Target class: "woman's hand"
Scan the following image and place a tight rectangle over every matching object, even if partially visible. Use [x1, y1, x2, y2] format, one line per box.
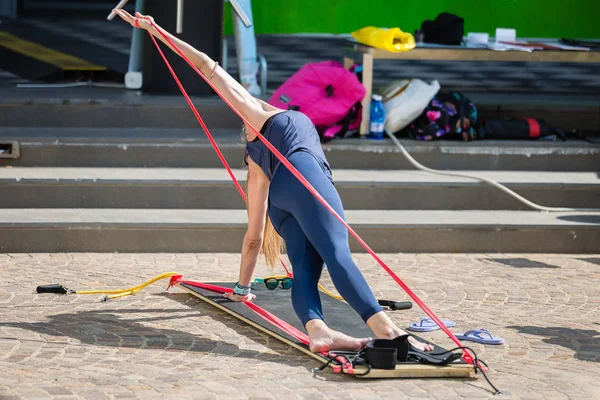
[223, 292, 256, 302]
[113, 9, 154, 31]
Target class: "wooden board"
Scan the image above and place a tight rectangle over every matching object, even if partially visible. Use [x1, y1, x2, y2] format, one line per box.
[176, 282, 473, 379]
[352, 42, 600, 63]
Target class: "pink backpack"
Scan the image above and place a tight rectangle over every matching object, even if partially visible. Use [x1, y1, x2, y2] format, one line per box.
[268, 61, 365, 141]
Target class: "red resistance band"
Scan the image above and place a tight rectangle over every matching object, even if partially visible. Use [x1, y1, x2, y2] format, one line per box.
[169, 276, 309, 345]
[140, 26, 291, 279]
[168, 276, 351, 373]
[147, 21, 477, 368]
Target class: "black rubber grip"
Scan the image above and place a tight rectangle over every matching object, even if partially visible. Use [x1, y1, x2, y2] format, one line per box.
[36, 284, 69, 294]
[378, 299, 413, 310]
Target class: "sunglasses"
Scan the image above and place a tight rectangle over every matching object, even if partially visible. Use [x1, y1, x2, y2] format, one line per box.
[253, 275, 293, 290]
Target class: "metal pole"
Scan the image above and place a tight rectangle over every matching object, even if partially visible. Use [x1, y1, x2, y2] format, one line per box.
[229, 0, 252, 28]
[176, 0, 184, 34]
[107, 0, 129, 20]
[125, 0, 144, 89]
[231, 0, 261, 96]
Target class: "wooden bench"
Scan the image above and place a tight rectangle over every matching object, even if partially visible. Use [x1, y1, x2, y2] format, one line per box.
[343, 41, 600, 135]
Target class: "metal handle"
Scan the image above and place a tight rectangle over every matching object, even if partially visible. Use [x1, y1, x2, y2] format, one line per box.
[107, 0, 129, 21]
[176, 0, 184, 34]
[229, 0, 252, 28]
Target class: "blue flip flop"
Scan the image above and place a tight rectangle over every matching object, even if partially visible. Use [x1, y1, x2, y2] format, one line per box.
[456, 328, 505, 345]
[407, 317, 457, 332]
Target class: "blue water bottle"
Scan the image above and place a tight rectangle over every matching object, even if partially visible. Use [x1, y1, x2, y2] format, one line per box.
[369, 94, 385, 140]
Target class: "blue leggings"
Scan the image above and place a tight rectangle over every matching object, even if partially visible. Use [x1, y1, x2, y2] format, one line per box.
[268, 151, 382, 327]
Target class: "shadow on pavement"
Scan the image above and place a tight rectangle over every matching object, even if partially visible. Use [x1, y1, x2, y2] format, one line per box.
[507, 325, 600, 362]
[579, 257, 600, 266]
[0, 295, 308, 367]
[482, 257, 560, 269]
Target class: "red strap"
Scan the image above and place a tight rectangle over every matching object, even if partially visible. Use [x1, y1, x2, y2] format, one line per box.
[524, 118, 541, 138]
[145, 31, 292, 279]
[179, 280, 309, 346]
[179, 280, 310, 346]
[146, 25, 475, 367]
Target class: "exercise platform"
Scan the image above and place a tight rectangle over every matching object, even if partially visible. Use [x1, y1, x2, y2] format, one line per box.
[176, 281, 474, 379]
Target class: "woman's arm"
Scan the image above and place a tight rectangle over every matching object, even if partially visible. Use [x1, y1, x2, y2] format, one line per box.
[113, 10, 272, 130]
[237, 158, 270, 287]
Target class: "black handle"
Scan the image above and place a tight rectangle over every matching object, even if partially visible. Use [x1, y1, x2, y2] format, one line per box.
[378, 299, 413, 311]
[36, 284, 70, 295]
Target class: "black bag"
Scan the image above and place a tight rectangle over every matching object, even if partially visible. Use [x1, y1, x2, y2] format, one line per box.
[481, 118, 566, 141]
[421, 13, 464, 45]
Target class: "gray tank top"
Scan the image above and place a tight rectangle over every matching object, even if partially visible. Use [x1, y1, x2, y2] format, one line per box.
[245, 111, 333, 182]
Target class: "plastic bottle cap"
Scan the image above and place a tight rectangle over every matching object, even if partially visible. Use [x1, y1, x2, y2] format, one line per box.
[372, 94, 382, 101]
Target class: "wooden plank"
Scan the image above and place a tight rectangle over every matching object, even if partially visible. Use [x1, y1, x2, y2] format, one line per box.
[175, 282, 473, 379]
[351, 363, 473, 379]
[353, 43, 600, 63]
[343, 57, 354, 70]
[359, 52, 373, 136]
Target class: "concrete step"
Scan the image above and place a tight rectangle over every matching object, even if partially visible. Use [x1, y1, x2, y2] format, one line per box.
[1, 168, 599, 210]
[1, 209, 598, 253]
[0, 89, 238, 129]
[1, 87, 599, 132]
[1, 128, 599, 171]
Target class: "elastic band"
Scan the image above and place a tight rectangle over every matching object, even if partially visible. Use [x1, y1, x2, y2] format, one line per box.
[135, 18, 141, 29]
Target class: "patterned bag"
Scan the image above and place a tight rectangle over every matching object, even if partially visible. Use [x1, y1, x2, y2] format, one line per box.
[406, 92, 479, 141]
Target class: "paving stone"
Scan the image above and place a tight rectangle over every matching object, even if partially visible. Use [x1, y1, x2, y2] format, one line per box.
[1, 253, 600, 399]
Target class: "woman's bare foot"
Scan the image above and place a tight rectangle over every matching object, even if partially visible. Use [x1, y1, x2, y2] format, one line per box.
[306, 320, 370, 353]
[366, 311, 434, 352]
[407, 336, 434, 352]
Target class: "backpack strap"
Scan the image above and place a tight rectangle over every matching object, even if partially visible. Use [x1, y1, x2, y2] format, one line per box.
[320, 102, 362, 142]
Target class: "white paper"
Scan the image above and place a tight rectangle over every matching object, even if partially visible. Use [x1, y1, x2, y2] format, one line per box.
[496, 28, 517, 43]
[467, 32, 489, 45]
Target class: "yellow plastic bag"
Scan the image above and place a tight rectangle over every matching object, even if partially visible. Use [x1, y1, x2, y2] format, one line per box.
[351, 26, 416, 53]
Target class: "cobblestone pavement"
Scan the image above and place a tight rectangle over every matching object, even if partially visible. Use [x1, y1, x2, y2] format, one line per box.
[1, 253, 599, 399]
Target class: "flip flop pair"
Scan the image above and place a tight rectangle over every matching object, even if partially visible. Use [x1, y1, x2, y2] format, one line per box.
[456, 328, 505, 345]
[408, 318, 505, 345]
[407, 317, 457, 332]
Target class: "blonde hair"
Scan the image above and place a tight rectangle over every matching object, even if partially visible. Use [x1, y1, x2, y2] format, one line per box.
[262, 211, 284, 268]
[244, 170, 284, 269]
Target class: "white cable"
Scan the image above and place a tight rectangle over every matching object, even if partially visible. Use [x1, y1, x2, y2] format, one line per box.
[386, 131, 600, 212]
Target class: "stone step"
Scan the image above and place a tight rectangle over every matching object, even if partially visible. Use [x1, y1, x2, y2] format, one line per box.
[1, 128, 599, 171]
[2, 87, 598, 132]
[1, 209, 598, 253]
[0, 91, 238, 129]
[1, 168, 599, 210]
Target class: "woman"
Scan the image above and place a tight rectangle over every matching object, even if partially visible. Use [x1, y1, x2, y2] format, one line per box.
[115, 10, 433, 353]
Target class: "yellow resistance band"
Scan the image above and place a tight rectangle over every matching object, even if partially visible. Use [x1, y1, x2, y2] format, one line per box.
[75, 272, 181, 300]
[68, 272, 345, 302]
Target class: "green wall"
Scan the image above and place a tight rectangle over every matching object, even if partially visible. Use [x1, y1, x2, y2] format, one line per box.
[224, 0, 599, 38]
